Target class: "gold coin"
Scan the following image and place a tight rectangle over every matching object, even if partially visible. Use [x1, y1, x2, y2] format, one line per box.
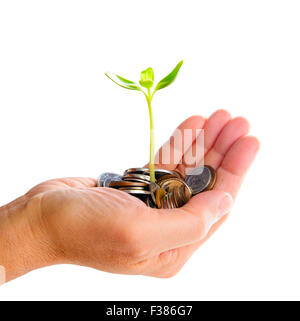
[156, 174, 180, 184]
[158, 178, 192, 208]
[155, 188, 167, 209]
[109, 181, 148, 188]
[205, 165, 216, 191]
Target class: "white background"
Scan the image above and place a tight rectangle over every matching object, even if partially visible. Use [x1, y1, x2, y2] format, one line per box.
[0, 0, 299, 300]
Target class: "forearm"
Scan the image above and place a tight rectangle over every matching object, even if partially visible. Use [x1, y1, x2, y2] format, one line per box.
[0, 195, 56, 283]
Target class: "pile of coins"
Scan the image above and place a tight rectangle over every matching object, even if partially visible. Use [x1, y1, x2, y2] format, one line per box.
[97, 165, 216, 209]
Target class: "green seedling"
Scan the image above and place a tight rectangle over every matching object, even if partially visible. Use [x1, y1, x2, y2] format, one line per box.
[105, 60, 183, 183]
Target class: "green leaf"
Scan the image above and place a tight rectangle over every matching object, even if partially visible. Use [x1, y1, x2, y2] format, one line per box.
[154, 60, 183, 92]
[141, 67, 154, 81]
[105, 72, 142, 91]
[140, 67, 154, 89]
[139, 79, 153, 89]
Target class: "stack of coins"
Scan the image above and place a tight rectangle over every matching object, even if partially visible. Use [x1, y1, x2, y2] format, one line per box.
[97, 166, 216, 209]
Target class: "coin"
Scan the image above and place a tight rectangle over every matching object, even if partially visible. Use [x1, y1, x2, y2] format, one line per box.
[152, 169, 183, 179]
[185, 165, 216, 195]
[146, 196, 156, 208]
[161, 193, 175, 209]
[158, 177, 192, 208]
[173, 185, 190, 207]
[123, 173, 151, 182]
[118, 186, 146, 191]
[119, 189, 151, 195]
[97, 173, 123, 187]
[161, 194, 168, 209]
[156, 174, 181, 184]
[155, 188, 167, 209]
[122, 177, 151, 184]
[97, 166, 213, 209]
[168, 193, 175, 209]
[124, 168, 184, 180]
[109, 181, 148, 188]
[123, 168, 149, 175]
[149, 182, 160, 204]
[123, 168, 146, 174]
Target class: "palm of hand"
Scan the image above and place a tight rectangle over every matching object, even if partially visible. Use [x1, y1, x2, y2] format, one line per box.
[27, 110, 259, 277]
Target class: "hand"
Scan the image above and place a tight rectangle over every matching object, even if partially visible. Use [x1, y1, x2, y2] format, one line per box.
[0, 110, 259, 282]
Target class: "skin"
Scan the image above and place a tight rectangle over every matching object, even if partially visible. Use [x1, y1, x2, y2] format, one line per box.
[0, 109, 259, 283]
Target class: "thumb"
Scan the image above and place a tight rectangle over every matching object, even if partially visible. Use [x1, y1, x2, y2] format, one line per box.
[180, 190, 233, 235]
[150, 190, 233, 253]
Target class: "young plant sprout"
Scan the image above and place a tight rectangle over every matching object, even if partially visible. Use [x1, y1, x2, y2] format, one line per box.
[105, 60, 183, 183]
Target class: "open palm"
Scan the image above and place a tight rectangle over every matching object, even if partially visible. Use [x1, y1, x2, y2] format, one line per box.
[26, 109, 259, 278]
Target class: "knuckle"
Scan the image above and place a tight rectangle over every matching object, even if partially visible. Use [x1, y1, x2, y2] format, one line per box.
[150, 251, 184, 279]
[159, 248, 179, 266]
[128, 243, 147, 259]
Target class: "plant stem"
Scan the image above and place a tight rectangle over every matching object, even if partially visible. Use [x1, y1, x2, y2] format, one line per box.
[146, 89, 155, 182]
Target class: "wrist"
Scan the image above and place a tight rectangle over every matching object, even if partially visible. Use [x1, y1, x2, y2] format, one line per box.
[0, 194, 58, 282]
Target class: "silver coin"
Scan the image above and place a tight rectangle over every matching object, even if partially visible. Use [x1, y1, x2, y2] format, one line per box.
[97, 172, 122, 187]
[124, 168, 183, 179]
[162, 193, 173, 209]
[185, 165, 216, 195]
[166, 194, 171, 209]
[119, 189, 151, 195]
[123, 173, 151, 182]
[122, 177, 151, 184]
[124, 168, 148, 174]
[118, 186, 147, 191]
[168, 193, 175, 209]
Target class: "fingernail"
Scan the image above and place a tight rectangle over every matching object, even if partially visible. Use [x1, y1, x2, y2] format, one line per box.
[218, 193, 233, 217]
